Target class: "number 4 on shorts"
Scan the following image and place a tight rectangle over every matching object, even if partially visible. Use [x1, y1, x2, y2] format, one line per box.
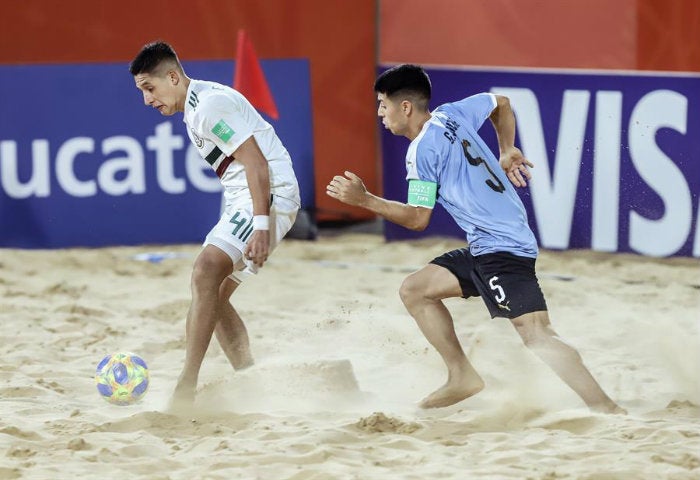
[229, 211, 254, 243]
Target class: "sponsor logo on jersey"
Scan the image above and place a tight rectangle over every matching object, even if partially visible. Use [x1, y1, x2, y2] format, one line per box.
[187, 90, 199, 109]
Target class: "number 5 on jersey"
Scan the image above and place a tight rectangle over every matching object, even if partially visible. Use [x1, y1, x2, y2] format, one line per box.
[462, 139, 505, 193]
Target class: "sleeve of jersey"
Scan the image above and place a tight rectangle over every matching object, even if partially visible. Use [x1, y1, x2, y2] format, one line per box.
[406, 142, 439, 209]
[199, 95, 254, 157]
[452, 93, 497, 131]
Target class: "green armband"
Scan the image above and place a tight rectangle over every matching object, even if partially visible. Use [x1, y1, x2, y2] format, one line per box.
[407, 180, 437, 208]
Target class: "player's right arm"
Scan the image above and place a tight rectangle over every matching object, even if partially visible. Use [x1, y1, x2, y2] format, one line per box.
[489, 94, 533, 188]
[233, 136, 272, 267]
[326, 171, 432, 231]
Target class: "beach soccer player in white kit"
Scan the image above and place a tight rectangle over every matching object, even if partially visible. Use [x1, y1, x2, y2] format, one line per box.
[327, 64, 625, 414]
[130, 41, 300, 406]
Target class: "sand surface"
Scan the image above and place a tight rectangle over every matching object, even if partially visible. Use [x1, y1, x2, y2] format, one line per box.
[1, 234, 699, 479]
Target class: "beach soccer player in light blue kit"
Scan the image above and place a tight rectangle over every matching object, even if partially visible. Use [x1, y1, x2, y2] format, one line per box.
[327, 64, 624, 414]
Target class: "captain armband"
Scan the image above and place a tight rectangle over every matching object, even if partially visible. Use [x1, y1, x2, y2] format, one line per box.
[407, 180, 437, 208]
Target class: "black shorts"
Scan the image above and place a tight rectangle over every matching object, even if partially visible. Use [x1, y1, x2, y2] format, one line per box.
[430, 248, 547, 319]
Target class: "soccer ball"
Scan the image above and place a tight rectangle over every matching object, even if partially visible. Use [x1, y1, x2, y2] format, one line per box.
[95, 352, 149, 405]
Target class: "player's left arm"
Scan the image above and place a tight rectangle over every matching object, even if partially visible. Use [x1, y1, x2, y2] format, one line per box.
[233, 135, 271, 266]
[327, 171, 433, 231]
[489, 94, 533, 188]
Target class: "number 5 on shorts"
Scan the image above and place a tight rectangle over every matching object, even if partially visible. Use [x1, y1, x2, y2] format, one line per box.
[489, 276, 506, 303]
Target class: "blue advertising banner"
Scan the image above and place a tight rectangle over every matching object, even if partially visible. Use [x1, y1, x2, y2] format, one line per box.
[0, 59, 314, 248]
[381, 66, 700, 257]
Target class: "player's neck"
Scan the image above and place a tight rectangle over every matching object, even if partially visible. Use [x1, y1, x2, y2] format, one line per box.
[175, 76, 192, 113]
[406, 111, 432, 140]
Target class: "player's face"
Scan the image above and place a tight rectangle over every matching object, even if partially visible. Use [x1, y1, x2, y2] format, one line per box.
[377, 93, 408, 136]
[134, 71, 180, 116]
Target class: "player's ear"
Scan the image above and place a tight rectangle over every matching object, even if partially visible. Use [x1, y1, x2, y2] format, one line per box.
[401, 100, 412, 116]
[168, 69, 180, 86]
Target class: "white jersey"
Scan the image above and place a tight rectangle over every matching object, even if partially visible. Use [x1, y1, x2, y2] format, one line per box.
[183, 79, 300, 205]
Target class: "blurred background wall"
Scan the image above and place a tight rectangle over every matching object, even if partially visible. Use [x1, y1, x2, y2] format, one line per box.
[0, 0, 378, 222]
[379, 0, 699, 72]
[378, 0, 699, 257]
[1, 0, 698, 256]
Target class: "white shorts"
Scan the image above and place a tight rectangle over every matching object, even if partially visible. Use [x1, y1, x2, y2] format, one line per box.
[204, 194, 299, 283]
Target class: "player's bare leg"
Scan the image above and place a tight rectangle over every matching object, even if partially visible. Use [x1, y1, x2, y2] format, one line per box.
[400, 264, 485, 409]
[172, 245, 234, 407]
[214, 278, 254, 370]
[511, 311, 626, 414]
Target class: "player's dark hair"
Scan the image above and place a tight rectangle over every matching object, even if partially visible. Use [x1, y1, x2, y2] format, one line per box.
[374, 64, 431, 109]
[129, 41, 181, 76]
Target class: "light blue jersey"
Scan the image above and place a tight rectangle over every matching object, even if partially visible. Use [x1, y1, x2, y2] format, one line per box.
[405, 93, 538, 258]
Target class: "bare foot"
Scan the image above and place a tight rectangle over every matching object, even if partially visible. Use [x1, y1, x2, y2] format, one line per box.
[591, 401, 627, 415]
[220, 340, 254, 371]
[168, 377, 196, 412]
[419, 374, 485, 409]
[232, 351, 254, 371]
[611, 405, 628, 415]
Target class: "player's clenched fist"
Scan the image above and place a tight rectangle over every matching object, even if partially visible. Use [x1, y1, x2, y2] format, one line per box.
[326, 171, 368, 207]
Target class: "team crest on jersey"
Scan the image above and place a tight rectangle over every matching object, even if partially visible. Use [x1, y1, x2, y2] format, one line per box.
[190, 128, 204, 148]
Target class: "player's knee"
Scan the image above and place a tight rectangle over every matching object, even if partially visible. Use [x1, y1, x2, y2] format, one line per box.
[399, 273, 426, 305]
[191, 253, 232, 291]
[218, 278, 239, 301]
[511, 312, 550, 347]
